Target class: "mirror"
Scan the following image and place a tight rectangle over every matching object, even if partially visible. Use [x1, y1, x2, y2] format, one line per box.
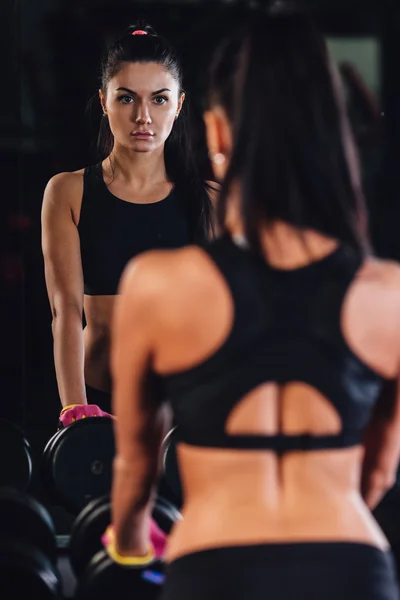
[2, 0, 397, 538]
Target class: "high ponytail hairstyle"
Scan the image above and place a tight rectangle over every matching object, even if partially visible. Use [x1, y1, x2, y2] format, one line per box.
[98, 22, 214, 242]
[207, 3, 370, 255]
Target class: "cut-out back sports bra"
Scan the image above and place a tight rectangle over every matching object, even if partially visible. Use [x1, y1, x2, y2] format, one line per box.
[159, 234, 385, 453]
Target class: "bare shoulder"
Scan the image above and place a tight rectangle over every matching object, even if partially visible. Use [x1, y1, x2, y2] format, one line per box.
[45, 168, 84, 190]
[43, 169, 84, 204]
[42, 169, 85, 223]
[344, 256, 400, 377]
[359, 256, 400, 290]
[355, 256, 400, 334]
[118, 246, 217, 305]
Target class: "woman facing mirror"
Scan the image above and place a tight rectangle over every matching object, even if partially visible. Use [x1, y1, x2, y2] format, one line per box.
[108, 5, 400, 600]
[41, 23, 216, 426]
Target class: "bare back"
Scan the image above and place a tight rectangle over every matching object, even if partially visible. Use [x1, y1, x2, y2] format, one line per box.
[120, 233, 400, 561]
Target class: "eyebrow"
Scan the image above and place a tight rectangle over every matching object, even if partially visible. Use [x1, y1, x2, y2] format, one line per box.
[115, 87, 171, 95]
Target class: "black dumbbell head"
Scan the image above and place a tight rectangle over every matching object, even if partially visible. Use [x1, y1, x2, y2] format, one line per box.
[0, 487, 57, 564]
[0, 419, 33, 491]
[69, 495, 111, 578]
[41, 417, 115, 514]
[0, 535, 61, 599]
[76, 548, 164, 600]
[153, 496, 182, 535]
[70, 494, 181, 578]
[160, 427, 182, 509]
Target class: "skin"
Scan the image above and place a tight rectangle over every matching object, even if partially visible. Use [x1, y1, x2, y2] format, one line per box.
[110, 97, 400, 561]
[41, 61, 205, 408]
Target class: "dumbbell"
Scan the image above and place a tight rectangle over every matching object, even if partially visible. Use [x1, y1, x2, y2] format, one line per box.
[0, 419, 34, 491]
[159, 426, 182, 510]
[70, 494, 181, 599]
[41, 416, 115, 514]
[0, 486, 61, 599]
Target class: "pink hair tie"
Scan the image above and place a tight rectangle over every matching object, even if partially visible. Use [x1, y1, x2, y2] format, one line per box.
[132, 30, 147, 35]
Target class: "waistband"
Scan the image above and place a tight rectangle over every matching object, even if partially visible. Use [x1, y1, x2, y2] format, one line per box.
[166, 541, 394, 570]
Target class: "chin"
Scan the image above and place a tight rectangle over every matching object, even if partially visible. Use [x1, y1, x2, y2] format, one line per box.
[129, 139, 156, 151]
[132, 146, 154, 153]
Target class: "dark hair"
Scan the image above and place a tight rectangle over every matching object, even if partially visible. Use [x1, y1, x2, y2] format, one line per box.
[207, 5, 369, 255]
[98, 22, 213, 241]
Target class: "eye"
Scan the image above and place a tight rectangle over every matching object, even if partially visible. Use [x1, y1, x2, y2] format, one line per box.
[118, 95, 134, 104]
[153, 96, 168, 105]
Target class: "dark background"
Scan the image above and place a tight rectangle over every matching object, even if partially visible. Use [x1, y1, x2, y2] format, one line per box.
[1, 0, 400, 457]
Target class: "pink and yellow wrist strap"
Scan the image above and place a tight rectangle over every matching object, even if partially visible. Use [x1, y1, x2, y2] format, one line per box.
[60, 404, 83, 414]
[102, 525, 155, 566]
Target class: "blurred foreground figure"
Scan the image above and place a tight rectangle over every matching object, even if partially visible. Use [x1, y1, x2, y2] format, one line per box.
[109, 6, 400, 600]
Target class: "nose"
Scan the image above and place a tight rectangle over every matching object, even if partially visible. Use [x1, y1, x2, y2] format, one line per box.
[134, 100, 152, 125]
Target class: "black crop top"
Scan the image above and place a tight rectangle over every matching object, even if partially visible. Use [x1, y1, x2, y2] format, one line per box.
[78, 163, 191, 295]
[160, 234, 385, 453]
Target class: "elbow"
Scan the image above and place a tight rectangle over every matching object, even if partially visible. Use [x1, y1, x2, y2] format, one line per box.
[51, 299, 82, 327]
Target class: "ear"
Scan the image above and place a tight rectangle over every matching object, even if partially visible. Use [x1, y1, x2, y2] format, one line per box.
[203, 106, 232, 157]
[99, 89, 107, 115]
[176, 92, 185, 119]
[203, 110, 219, 156]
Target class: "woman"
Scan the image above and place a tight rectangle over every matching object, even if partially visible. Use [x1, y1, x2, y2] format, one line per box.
[108, 7, 400, 600]
[41, 24, 215, 423]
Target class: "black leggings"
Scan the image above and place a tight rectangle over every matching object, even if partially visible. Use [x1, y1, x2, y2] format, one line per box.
[160, 542, 399, 600]
[85, 384, 112, 414]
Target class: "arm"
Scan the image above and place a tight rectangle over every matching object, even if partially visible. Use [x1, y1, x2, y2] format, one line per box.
[361, 377, 400, 510]
[41, 173, 86, 408]
[110, 257, 169, 555]
[360, 264, 400, 510]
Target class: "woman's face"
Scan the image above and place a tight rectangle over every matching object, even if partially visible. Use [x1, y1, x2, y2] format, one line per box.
[100, 61, 184, 154]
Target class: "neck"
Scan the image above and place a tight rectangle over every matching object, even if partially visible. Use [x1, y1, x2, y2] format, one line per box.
[225, 188, 338, 269]
[258, 223, 339, 269]
[105, 142, 168, 187]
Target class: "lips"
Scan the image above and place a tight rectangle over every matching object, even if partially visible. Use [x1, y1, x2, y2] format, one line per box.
[132, 132, 153, 139]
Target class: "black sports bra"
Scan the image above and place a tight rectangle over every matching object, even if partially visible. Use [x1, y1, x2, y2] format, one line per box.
[159, 234, 385, 453]
[78, 164, 191, 295]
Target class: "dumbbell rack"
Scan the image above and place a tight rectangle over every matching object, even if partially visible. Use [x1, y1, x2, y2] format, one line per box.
[0, 418, 182, 599]
[56, 535, 77, 598]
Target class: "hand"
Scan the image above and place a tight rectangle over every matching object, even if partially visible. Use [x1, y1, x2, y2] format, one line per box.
[101, 518, 167, 566]
[58, 404, 113, 428]
[361, 466, 396, 510]
[149, 517, 168, 558]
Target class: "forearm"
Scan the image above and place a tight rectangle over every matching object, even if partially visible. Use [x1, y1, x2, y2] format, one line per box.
[52, 311, 86, 407]
[111, 452, 159, 555]
[362, 417, 400, 509]
[110, 402, 170, 555]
